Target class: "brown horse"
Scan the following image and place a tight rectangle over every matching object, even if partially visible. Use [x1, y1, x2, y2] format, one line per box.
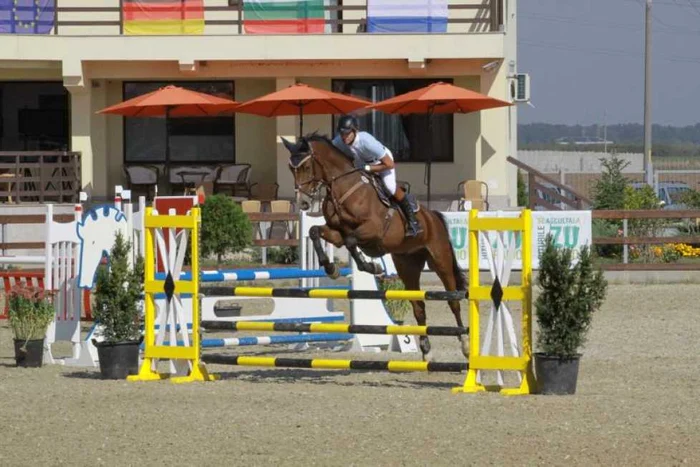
[282, 133, 468, 362]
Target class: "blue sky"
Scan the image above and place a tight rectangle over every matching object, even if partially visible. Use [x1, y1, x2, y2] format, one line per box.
[517, 0, 700, 126]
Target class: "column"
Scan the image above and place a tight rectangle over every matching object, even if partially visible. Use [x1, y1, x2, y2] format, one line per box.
[275, 77, 297, 199]
[479, 63, 513, 209]
[67, 84, 94, 197]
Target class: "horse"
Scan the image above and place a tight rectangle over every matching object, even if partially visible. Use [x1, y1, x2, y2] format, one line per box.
[282, 133, 469, 362]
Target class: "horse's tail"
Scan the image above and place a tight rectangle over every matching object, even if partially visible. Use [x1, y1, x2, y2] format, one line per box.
[432, 211, 468, 292]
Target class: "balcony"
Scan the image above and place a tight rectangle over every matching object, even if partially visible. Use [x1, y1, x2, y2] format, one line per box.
[7, 0, 503, 36]
[1, 1, 506, 65]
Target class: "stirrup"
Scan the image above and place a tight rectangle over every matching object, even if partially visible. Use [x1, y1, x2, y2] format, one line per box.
[405, 221, 423, 237]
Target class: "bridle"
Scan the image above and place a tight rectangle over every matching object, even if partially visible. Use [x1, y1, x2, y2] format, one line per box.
[288, 143, 362, 213]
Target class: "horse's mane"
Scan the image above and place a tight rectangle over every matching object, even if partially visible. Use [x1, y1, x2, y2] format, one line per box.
[303, 131, 354, 164]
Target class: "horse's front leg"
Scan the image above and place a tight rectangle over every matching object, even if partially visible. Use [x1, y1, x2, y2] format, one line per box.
[345, 236, 383, 275]
[309, 225, 344, 279]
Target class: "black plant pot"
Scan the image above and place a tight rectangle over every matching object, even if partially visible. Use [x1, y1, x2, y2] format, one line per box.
[93, 339, 141, 380]
[13, 338, 44, 368]
[534, 352, 581, 395]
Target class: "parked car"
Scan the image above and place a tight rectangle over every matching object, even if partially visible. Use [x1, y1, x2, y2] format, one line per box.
[630, 182, 691, 210]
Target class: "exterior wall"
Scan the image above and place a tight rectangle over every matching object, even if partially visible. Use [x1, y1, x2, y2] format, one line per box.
[518, 150, 644, 173]
[0, 0, 516, 204]
[0, 62, 513, 202]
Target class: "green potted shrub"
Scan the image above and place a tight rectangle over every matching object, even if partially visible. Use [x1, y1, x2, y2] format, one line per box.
[534, 234, 608, 395]
[378, 275, 412, 324]
[92, 230, 144, 379]
[8, 285, 55, 367]
[201, 194, 253, 267]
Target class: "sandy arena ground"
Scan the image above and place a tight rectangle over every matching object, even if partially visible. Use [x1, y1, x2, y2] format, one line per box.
[1, 283, 699, 466]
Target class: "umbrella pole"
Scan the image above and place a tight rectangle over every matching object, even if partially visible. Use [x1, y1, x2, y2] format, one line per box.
[298, 105, 303, 139]
[165, 106, 171, 194]
[425, 106, 434, 209]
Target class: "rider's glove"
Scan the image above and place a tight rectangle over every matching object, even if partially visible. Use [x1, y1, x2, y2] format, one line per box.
[363, 164, 371, 172]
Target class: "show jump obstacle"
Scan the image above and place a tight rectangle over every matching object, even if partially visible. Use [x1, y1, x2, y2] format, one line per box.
[129, 203, 535, 395]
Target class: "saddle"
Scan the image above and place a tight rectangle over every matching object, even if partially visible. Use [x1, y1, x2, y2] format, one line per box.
[361, 172, 420, 214]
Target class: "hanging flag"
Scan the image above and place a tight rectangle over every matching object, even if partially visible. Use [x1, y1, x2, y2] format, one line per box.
[243, 0, 325, 34]
[367, 0, 447, 33]
[122, 0, 204, 35]
[0, 0, 55, 34]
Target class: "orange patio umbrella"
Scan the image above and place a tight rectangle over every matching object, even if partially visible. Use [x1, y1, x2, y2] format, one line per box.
[97, 84, 240, 117]
[233, 83, 373, 137]
[98, 85, 240, 177]
[367, 81, 512, 206]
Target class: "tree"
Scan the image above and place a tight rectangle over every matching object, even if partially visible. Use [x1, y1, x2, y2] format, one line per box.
[590, 154, 630, 210]
[200, 195, 253, 266]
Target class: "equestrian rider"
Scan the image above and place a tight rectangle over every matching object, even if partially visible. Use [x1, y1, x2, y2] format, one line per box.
[332, 115, 423, 237]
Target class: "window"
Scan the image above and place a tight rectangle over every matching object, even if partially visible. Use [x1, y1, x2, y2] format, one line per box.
[0, 82, 70, 151]
[331, 78, 454, 163]
[123, 81, 235, 164]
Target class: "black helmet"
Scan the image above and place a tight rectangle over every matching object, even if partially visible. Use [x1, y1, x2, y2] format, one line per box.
[337, 115, 359, 134]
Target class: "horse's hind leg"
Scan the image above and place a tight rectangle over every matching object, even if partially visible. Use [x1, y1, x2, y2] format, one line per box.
[392, 250, 433, 362]
[426, 252, 469, 360]
[309, 225, 343, 279]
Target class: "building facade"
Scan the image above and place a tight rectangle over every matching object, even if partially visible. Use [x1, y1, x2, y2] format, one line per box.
[0, 0, 521, 207]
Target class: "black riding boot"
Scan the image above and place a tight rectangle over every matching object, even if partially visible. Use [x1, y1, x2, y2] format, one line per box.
[397, 196, 423, 237]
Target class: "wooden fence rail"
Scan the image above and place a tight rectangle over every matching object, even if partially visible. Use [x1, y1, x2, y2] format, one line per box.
[591, 209, 700, 271]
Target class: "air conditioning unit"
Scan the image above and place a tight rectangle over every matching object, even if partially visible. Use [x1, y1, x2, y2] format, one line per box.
[511, 73, 530, 102]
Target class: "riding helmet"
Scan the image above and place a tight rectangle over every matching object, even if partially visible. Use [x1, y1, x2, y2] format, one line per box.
[337, 115, 359, 134]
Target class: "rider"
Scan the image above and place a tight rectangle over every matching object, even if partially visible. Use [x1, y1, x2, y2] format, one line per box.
[332, 115, 423, 237]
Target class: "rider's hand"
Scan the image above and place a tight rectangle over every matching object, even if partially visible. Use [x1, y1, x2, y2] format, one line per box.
[363, 164, 372, 172]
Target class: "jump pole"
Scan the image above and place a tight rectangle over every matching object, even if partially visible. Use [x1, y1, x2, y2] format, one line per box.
[202, 320, 468, 337]
[202, 354, 467, 373]
[199, 287, 466, 301]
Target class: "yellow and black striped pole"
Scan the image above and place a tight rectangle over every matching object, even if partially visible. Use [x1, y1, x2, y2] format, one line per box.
[203, 354, 467, 373]
[201, 320, 468, 336]
[200, 286, 467, 301]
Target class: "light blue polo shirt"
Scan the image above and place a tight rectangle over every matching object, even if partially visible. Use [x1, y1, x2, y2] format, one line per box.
[332, 131, 388, 168]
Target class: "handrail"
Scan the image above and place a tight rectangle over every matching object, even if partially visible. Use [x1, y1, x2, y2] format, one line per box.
[47, 0, 502, 34]
[508, 156, 592, 211]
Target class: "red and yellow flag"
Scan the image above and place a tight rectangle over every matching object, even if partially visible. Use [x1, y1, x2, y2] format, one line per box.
[123, 0, 204, 35]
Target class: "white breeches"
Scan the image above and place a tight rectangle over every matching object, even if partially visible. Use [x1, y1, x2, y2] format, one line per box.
[374, 149, 396, 195]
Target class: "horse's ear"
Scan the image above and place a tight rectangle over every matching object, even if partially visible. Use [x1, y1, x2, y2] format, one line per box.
[280, 136, 296, 153]
[299, 137, 311, 152]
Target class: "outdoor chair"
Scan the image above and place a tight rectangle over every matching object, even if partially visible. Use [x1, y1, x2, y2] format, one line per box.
[241, 200, 263, 239]
[459, 180, 489, 211]
[270, 199, 295, 239]
[123, 165, 159, 200]
[169, 165, 219, 195]
[250, 182, 279, 210]
[214, 163, 252, 197]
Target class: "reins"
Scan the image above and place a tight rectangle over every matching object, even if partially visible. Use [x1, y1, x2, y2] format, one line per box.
[289, 143, 364, 215]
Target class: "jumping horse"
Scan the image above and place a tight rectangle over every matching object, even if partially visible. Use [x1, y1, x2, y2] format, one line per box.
[282, 133, 469, 361]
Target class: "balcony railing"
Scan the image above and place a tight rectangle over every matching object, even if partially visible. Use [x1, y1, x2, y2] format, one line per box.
[0, 152, 81, 204]
[43, 0, 503, 36]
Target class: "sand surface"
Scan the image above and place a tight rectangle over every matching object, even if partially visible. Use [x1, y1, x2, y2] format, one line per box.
[1, 284, 699, 466]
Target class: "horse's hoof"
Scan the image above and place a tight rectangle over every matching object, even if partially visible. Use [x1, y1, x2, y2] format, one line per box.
[459, 335, 470, 360]
[325, 264, 340, 280]
[421, 350, 434, 363]
[367, 263, 383, 275]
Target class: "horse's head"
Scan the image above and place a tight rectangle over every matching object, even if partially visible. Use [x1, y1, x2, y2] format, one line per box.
[76, 205, 129, 289]
[282, 135, 324, 200]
